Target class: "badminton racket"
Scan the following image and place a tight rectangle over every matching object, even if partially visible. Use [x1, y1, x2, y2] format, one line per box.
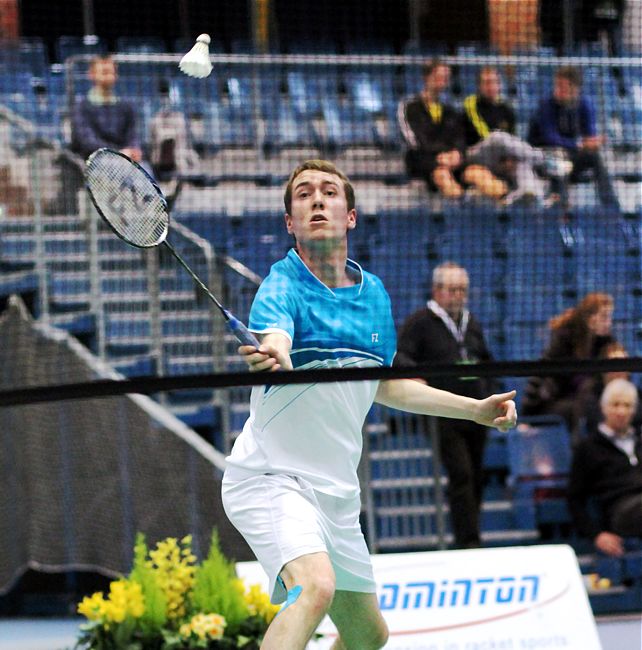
[84, 148, 260, 347]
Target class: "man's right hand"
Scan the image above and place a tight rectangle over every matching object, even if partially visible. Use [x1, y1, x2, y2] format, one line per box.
[594, 531, 624, 557]
[580, 135, 605, 151]
[239, 332, 293, 372]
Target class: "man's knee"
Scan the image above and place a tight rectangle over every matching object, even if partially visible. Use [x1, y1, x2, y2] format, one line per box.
[305, 574, 336, 616]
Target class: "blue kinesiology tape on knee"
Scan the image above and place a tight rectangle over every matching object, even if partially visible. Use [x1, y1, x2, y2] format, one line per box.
[276, 585, 302, 616]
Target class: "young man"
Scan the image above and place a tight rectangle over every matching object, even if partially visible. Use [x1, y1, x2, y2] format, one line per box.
[71, 55, 143, 163]
[222, 160, 517, 650]
[398, 59, 507, 199]
[528, 65, 618, 208]
[463, 66, 547, 204]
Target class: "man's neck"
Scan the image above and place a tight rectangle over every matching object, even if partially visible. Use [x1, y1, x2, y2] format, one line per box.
[422, 89, 440, 104]
[297, 243, 354, 288]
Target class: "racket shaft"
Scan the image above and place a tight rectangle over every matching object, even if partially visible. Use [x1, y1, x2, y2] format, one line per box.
[162, 240, 259, 347]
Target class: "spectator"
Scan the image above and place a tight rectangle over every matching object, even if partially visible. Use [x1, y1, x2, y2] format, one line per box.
[71, 55, 143, 163]
[527, 65, 619, 208]
[395, 262, 495, 548]
[398, 59, 508, 200]
[522, 292, 615, 438]
[568, 378, 642, 557]
[463, 66, 547, 204]
[54, 54, 152, 215]
[580, 341, 642, 432]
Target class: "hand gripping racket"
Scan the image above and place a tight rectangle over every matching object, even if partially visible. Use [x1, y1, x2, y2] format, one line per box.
[85, 148, 260, 348]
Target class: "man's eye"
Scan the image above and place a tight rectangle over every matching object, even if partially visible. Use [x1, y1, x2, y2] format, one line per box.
[326, 190, 335, 196]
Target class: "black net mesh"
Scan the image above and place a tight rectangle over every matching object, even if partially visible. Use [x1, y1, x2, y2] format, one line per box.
[1, 0, 642, 618]
[0, 296, 251, 596]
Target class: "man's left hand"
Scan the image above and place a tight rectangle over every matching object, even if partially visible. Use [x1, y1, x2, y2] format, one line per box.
[474, 391, 517, 432]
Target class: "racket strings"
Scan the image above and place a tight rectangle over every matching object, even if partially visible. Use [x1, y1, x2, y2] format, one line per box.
[86, 150, 169, 248]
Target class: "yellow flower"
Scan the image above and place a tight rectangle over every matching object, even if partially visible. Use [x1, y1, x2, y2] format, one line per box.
[244, 583, 281, 624]
[77, 579, 145, 624]
[180, 612, 227, 640]
[78, 592, 108, 621]
[146, 536, 196, 619]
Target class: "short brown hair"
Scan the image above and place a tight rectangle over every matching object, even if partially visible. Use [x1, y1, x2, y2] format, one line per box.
[284, 159, 355, 214]
[422, 58, 448, 79]
[555, 66, 583, 88]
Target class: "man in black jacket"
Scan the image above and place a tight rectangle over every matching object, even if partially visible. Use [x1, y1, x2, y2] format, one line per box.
[568, 378, 642, 557]
[463, 66, 547, 204]
[398, 60, 507, 200]
[396, 262, 494, 548]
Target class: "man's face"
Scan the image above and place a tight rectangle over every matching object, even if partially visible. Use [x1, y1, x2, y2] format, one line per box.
[90, 60, 117, 92]
[432, 268, 469, 318]
[285, 169, 356, 248]
[553, 76, 580, 105]
[424, 65, 450, 96]
[602, 391, 637, 435]
[479, 69, 501, 102]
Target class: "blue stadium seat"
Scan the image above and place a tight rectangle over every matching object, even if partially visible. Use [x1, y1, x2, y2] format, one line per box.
[56, 35, 106, 62]
[286, 68, 340, 118]
[0, 38, 49, 76]
[503, 321, 553, 360]
[263, 100, 318, 150]
[225, 212, 293, 277]
[201, 102, 257, 150]
[507, 415, 572, 529]
[321, 97, 380, 148]
[115, 37, 166, 54]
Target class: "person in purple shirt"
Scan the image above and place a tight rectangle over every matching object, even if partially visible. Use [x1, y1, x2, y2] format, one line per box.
[528, 66, 618, 208]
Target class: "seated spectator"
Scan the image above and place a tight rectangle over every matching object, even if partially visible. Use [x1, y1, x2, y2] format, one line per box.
[463, 66, 547, 204]
[568, 378, 642, 557]
[522, 292, 615, 439]
[71, 54, 143, 163]
[53, 54, 152, 214]
[527, 65, 619, 208]
[580, 341, 642, 432]
[398, 59, 508, 200]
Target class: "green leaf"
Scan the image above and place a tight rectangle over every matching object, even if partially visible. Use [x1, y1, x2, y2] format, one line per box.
[129, 533, 168, 634]
[189, 530, 249, 629]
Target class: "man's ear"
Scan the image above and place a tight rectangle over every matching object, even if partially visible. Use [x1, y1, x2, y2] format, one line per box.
[284, 212, 293, 234]
[347, 208, 357, 230]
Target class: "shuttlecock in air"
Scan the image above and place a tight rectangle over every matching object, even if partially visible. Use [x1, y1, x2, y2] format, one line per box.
[179, 34, 213, 78]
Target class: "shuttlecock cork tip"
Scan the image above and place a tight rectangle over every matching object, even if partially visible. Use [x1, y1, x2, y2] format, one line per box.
[196, 34, 211, 45]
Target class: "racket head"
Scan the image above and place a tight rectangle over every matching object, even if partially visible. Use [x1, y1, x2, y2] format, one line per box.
[85, 148, 169, 248]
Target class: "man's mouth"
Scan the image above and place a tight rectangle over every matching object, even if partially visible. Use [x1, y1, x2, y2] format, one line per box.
[310, 214, 327, 222]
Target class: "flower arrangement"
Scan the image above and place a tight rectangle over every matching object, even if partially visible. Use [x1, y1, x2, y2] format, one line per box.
[76, 531, 280, 649]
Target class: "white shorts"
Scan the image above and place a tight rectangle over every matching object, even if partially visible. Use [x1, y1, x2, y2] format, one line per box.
[221, 471, 376, 604]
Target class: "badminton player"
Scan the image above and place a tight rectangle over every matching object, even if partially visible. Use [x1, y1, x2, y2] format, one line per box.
[222, 160, 517, 649]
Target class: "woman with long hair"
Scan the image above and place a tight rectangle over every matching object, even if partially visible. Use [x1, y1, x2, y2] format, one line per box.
[522, 292, 615, 438]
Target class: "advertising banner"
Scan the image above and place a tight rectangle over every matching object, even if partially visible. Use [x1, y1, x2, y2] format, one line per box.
[236, 544, 601, 649]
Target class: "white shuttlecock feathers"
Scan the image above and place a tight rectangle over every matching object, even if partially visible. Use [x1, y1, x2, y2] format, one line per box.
[179, 33, 213, 79]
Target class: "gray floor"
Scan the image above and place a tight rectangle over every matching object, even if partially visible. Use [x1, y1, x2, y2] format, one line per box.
[0, 614, 640, 650]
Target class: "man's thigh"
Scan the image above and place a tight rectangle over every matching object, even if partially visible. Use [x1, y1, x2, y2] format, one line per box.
[329, 590, 388, 648]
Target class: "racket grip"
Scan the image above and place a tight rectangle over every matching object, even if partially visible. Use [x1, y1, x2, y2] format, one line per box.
[225, 312, 260, 347]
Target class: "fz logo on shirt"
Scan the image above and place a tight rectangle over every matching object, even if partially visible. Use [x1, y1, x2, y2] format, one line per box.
[371, 333, 379, 343]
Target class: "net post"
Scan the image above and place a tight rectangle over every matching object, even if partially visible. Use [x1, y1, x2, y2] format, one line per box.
[85, 187, 106, 359]
[428, 415, 448, 551]
[30, 148, 49, 324]
[146, 246, 165, 380]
